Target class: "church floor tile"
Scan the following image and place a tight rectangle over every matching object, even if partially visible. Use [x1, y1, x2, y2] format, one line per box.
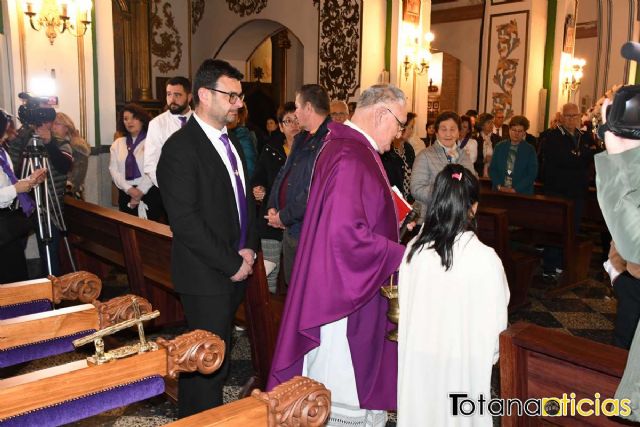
[538, 297, 595, 312]
[551, 312, 613, 330]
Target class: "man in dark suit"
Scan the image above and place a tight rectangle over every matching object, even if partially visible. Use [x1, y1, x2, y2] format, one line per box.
[157, 59, 258, 418]
[493, 108, 510, 140]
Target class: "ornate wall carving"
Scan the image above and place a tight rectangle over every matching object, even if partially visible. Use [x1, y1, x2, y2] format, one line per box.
[151, 0, 182, 73]
[226, 0, 269, 17]
[317, 0, 362, 100]
[191, 0, 205, 34]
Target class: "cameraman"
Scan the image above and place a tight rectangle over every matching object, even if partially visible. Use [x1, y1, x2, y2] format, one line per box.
[598, 96, 640, 349]
[5, 115, 73, 276]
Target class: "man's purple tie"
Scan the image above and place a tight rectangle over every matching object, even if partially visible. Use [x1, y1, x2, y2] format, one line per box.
[178, 116, 187, 127]
[0, 148, 35, 216]
[220, 134, 248, 249]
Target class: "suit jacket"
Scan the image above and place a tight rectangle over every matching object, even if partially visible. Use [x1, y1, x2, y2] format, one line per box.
[157, 116, 258, 296]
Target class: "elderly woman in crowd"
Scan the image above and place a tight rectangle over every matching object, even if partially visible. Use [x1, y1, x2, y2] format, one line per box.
[489, 115, 538, 195]
[475, 112, 501, 177]
[252, 102, 299, 292]
[51, 112, 90, 199]
[458, 114, 478, 165]
[0, 110, 46, 283]
[109, 103, 163, 221]
[381, 112, 416, 203]
[410, 110, 476, 220]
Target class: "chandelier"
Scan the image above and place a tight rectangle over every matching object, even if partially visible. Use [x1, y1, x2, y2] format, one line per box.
[23, 0, 92, 45]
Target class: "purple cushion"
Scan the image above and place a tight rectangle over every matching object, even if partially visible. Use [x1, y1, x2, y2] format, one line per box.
[0, 375, 165, 426]
[0, 329, 96, 368]
[0, 299, 52, 320]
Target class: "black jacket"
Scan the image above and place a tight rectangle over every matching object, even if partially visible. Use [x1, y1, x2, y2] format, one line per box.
[157, 116, 258, 296]
[252, 134, 287, 241]
[540, 126, 594, 199]
[380, 142, 415, 202]
[267, 117, 331, 239]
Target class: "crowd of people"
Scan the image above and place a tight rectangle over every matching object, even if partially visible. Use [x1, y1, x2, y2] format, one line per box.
[2, 56, 637, 426]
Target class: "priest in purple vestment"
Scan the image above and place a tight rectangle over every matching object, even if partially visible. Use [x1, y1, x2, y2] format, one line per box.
[267, 85, 408, 426]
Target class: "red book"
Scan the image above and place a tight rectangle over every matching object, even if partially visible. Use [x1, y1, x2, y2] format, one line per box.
[391, 186, 412, 223]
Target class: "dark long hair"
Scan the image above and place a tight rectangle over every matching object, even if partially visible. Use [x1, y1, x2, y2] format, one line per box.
[118, 103, 152, 136]
[407, 164, 479, 270]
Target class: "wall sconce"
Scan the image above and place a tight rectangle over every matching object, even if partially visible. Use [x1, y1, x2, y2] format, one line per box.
[562, 57, 586, 100]
[402, 28, 434, 81]
[23, 0, 92, 45]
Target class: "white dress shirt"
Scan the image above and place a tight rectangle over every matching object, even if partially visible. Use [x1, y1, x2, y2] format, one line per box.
[0, 147, 17, 208]
[192, 112, 246, 223]
[143, 108, 192, 187]
[109, 136, 154, 194]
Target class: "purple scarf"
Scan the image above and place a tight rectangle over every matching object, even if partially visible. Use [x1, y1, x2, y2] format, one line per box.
[125, 131, 146, 180]
[0, 147, 35, 216]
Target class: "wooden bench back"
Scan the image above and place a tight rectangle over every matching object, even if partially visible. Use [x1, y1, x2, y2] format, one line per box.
[64, 197, 183, 326]
[476, 207, 510, 258]
[500, 323, 628, 426]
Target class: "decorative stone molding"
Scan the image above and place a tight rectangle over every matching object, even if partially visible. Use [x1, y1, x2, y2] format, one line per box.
[92, 294, 153, 329]
[157, 330, 225, 379]
[226, 0, 269, 17]
[252, 376, 331, 427]
[50, 271, 102, 304]
[151, 0, 182, 73]
[317, 0, 362, 101]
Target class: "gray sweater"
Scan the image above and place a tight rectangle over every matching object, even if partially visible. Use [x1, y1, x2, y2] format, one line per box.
[410, 142, 477, 221]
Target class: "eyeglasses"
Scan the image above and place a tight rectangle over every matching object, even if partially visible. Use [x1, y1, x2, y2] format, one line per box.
[281, 118, 299, 126]
[206, 87, 245, 104]
[383, 106, 406, 134]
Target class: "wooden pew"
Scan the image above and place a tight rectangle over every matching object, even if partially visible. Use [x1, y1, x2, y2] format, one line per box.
[63, 197, 183, 327]
[0, 329, 223, 426]
[64, 197, 285, 393]
[500, 322, 628, 426]
[0, 295, 152, 369]
[479, 177, 605, 227]
[241, 251, 285, 392]
[478, 190, 593, 294]
[168, 376, 330, 427]
[476, 207, 537, 312]
[0, 271, 102, 320]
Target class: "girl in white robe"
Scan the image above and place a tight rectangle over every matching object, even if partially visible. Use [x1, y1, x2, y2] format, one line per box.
[398, 163, 510, 426]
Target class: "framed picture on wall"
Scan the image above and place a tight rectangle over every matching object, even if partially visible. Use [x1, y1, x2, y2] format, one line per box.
[402, 0, 421, 24]
[483, 10, 530, 119]
[563, 14, 576, 54]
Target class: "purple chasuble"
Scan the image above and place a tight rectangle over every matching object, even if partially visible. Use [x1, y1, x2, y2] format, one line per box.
[267, 121, 405, 409]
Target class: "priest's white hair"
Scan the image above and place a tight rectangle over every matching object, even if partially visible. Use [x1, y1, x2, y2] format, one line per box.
[357, 85, 406, 109]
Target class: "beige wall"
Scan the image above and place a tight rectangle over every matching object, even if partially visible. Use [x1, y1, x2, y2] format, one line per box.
[431, 19, 482, 114]
[191, 0, 319, 84]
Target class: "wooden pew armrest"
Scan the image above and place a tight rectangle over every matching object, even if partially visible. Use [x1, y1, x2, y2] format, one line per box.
[157, 329, 225, 379]
[50, 271, 102, 304]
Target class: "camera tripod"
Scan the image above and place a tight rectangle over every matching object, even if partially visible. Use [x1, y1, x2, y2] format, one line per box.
[19, 136, 76, 275]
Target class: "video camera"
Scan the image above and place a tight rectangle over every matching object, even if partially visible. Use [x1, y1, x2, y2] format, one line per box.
[597, 42, 640, 140]
[17, 92, 56, 127]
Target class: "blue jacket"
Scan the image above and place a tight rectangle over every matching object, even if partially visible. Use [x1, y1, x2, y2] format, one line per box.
[489, 140, 538, 195]
[267, 117, 331, 239]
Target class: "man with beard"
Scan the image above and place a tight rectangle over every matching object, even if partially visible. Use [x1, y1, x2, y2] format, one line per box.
[157, 59, 257, 417]
[144, 76, 193, 188]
